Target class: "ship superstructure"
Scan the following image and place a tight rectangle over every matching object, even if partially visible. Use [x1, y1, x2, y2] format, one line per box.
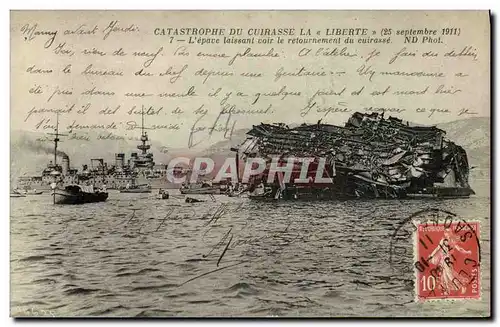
[16, 110, 174, 190]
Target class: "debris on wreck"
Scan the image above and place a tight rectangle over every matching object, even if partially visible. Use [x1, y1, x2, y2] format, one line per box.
[235, 112, 475, 200]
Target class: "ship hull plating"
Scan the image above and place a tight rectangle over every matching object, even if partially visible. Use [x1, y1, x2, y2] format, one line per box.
[240, 112, 475, 201]
[249, 186, 475, 201]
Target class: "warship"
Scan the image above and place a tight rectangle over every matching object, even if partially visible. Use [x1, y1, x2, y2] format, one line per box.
[235, 112, 475, 200]
[32, 114, 109, 205]
[16, 110, 177, 191]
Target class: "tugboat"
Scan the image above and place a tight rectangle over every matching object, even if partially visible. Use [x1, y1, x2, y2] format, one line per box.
[52, 184, 108, 205]
[48, 113, 109, 205]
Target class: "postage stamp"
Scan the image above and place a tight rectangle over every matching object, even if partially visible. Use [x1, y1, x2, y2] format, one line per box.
[414, 220, 480, 301]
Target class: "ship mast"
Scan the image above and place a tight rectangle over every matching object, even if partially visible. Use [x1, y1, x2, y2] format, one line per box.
[54, 113, 59, 165]
[47, 113, 67, 203]
[142, 105, 145, 138]
[137, 106, 151, 155]
[47, 113, 67, 166]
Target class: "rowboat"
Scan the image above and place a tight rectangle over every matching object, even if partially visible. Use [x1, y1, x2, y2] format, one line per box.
[119, 184, 152, 193]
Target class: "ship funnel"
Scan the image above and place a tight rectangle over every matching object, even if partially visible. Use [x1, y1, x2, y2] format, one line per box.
[62, 155, 70, 176]
[115, 153, 125, 169]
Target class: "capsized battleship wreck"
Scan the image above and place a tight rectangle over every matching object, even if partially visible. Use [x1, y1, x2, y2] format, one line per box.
[236, 112, 475, 200]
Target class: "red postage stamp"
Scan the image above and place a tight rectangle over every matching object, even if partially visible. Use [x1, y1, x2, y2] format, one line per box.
[414, 221, 480, 301]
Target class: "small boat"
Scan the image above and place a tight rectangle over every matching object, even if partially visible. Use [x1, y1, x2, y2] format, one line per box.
[247, 183, 280, 201]
[52, 184, 108, 205]
[157, 189, 169, 199]
[14, 188, 43, 195]
[10, 191, 26, 198]
[24, 190, 43, 195]
[180, 182, 221, 195]
[185, 197, 205, 203]
[119, 184, 152, 193]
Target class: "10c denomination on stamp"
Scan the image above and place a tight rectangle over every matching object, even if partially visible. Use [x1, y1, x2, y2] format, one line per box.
[414, 220, 480, 301]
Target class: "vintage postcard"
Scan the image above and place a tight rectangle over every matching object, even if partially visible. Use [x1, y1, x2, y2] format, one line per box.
[10, 10, 490, 317]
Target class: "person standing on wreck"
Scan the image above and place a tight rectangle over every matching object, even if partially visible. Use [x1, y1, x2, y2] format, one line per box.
[252, 181, 265, 196]
[308, 176, 314, 193]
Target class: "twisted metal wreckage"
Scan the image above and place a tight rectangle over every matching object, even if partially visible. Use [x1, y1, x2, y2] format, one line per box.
[235, 112, 475, 200]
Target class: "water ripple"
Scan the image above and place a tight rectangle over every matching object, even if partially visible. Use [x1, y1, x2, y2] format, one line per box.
[10, 193, 491, 317]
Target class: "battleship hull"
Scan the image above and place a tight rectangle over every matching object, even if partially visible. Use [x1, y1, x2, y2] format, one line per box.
[52, 187, 108, 205]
